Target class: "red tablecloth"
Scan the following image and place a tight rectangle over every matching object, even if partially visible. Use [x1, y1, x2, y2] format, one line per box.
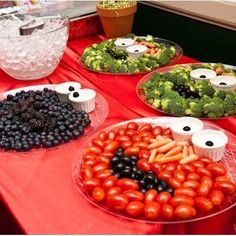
[0, 35, 235, 234]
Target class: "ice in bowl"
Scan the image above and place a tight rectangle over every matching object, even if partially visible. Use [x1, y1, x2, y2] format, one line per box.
[0, 13, 69, 80]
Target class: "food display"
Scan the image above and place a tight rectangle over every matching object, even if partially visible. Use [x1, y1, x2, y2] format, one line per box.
[74, 117, 236, 223]
[138, 63, 236, 118]
[81, 35, 182, 74]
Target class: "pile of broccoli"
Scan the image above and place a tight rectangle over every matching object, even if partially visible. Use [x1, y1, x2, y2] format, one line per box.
[142, 65, 236, 118]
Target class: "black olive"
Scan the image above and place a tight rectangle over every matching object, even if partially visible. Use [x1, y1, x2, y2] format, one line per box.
[200, 75, 206, 78]
[143, 174, 155, 185]
[68, 86, 75, 92]
[73, 92, 79, 98]
[121, 156, 132, 165]
[205, 141, 214, 147]
[160, 180, 168, 189]
[111, 156, 120, 166]
[156, 184, 165, 192]
[166, 187, 175, 196]
[132, 170, 144, 180]
[120, 169, 132, 178]
[183, 126, 191, 131]
[219, 82, 227, 86]
[114, 162, 125, 172]
[146, 184, 155, 189]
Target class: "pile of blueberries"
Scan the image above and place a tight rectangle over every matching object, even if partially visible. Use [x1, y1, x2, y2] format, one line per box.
[172, 84, 200, 99]
[0, 88, 91, 151]
[110, 148, 174, 195]
[106, 48, 127, 60]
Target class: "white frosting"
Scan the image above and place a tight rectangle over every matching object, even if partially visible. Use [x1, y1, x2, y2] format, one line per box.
[55, 82, 81, 95]
[170, 117, 203, 135]
[190, 68, 217, 81]
[69, 89, 96, 103]
[127, 45, 147, 59]
[114, 38, 134, 50]
[192, 129, 228, 149]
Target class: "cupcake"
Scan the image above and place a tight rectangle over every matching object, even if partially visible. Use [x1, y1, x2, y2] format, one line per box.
[191, 129, 228, 162]
[69, 89, 96, 113]
[170, 117, 203, 142]
[210, 75, 236, 92]
[190, 68, 217, 81]
[55, 82, 81, 102]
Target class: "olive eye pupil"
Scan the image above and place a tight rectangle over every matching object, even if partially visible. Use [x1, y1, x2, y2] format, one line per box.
[205, 141, 214, 147]
[69, 86, 75, 92]
[183, 126, 191, 131]
[73, 92, 79, 98]
[134, 49, 139, 53]
[219, 82, 227, 85]
[200, 75, 206, 78]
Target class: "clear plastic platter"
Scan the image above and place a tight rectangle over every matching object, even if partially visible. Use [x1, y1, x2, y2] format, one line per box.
[72, 117, 236, 224]
[136, 63, 236, 119]
[79, 37, 183, 75]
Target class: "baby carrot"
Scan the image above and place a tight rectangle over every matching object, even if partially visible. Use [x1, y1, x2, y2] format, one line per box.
[154, 154, 164, 162]
[156, 153, 183, 164]
[164, 146, 182, 157]
[188, 146, 195, 155]
[179, 154, 199, 164]
[182, 146, 189, 157]
[156, 141, 177, 153]
[148, 149, 157, 163]
[177, 141, 190, 146]
[148, 139, 171, 150]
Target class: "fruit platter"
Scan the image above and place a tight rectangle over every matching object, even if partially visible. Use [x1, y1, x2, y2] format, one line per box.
[80, 35, 183, 74]
[137, 63, 236, 118]
[73, 117, 236, 223]
[0, 83, 108, 152]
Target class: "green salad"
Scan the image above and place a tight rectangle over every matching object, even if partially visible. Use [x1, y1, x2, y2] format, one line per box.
[140, 63, 236, 118]
[81, 35, 178, 74]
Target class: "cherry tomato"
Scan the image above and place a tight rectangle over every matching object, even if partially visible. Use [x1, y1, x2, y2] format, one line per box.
[117, 178, 139, 190]
[174, 170, 186, 183]
[133, 141, 148, 149]
[144, 189, 158, 204]
[181, 164, 195, 174]
[117, 127, 126, 135]
[125, 129, 137, 137]
[174, 187, 196, 198]
[207, 163, 226, 176]
[104, 140, 113, 145]
[168, 178, 182, 189]
[191, 160, 205, 169]
[214, 181, 236, 195]
[183, 180, 200, 189]
[201, 176, 214, 188]
[121, 141, 133, 149]
[215, 175, 231, 183]
[138, 124, 152, 132]
[165, 163, 177, 172]
[84, 146, 102, 155]
[102, 176, 118, 189]
[104, 141, 119, 153]
[95, 169, 112, 181]
[127, 122, 139, 130]
[106, 187, 122, 196]
[139, 131, 154, 139]
[91, 138, 105, 149]
[84, 159, 97, 167]
[170, 195, 194, 207]
[162, 204, 174, 220]
[174, 205, 196, 220]
[83, 153, 97, 161]
[151, 163, 162, 175]
[124, 146, 140, 156]
[144, 202, 161, 220]
[81, 166, 93, 180]
[158, 171, 172, 182]
[83, 178, 100, 192]
[96, 155, 110, 165]
[157, 192, 172, 205]
[139, 149, 150, 160]
[210, 190, 224, 205]
[92, 187, 105, 202]
[125, 201, 144, 217]
[142, 136, 152, 142]
[123, 190, 144, 201]
[101, 152, 114, 158]
[106, 194, 129, 212]
[93, 162, 109, 173]
[97, 131, 107, 141]
[115, 135, 130, 143]
[108, 130, 117, 140]
[197, 183, 211, 197]
[137, 159, 151, 172]
[152, 126, 163, 136]
[132, 134, 142, 143]
[195, 197, 213, 212]
[162, 128, 171, 135]
[199, 157, 213, 165]
[187, 173, 200, 181]
[196, 167, 212, 177]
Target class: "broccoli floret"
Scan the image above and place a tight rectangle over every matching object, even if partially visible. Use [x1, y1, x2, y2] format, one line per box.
[195, 80, 215, 97]
[185, 101, 203, 117]
[223, 92, 236, 116]
[215, 90, 227, 100]
[128, 63, 139, 73]
[152, 99, 161, 108]
[161, 99, 185, 116]
[203, 97, 224, 118]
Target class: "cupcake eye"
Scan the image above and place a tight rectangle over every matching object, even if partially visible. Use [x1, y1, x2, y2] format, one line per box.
[73, 92, 79, 98]
[219, 82, 227, 85]
[135, 49, 139, 53]
[183, 126, 191, 131]
[122, 43, 125, 45]
[69, 86, 75, 92]
[205, 141, 214, 147]
[199, 75, 206, 78]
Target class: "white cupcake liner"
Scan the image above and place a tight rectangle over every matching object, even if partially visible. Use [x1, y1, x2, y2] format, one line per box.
[71, 97, 96, 113]
[57, 93, 70, 103]
[212, 85, 235, 92]
[171, 132, 193, 142]
[193, 145, 226, 162]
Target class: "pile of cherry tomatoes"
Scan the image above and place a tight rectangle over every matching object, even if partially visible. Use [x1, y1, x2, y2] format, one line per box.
[78, 122, 236, 221]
